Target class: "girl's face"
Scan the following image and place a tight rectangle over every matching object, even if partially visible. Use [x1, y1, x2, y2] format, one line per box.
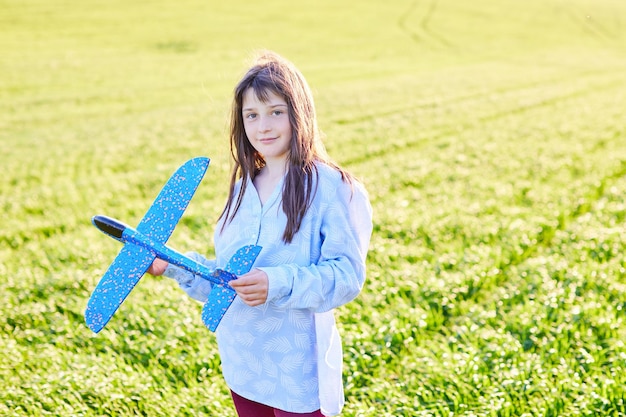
[242, 88, 292, 165]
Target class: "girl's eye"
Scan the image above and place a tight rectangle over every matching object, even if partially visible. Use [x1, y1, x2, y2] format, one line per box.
[272, 110, 283, 116]
[245, 113, 256, 120]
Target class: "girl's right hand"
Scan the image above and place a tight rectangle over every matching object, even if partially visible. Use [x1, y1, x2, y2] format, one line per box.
[148, 258, 169, 276]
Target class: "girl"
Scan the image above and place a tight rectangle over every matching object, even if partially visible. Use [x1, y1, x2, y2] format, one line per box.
[149, 51, 372, 416]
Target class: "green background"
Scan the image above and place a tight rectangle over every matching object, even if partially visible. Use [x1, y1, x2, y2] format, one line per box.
[2, 0, 626, 415]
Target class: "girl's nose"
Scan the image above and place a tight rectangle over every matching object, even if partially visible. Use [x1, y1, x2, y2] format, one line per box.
[258, 115, 271, 132]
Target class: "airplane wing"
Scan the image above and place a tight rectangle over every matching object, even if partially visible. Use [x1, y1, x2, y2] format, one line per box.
[137, 157, 210, 242]
[202, 245, 263, 332]
[86, 157, 210, 333]
[85, 245, 156, 333]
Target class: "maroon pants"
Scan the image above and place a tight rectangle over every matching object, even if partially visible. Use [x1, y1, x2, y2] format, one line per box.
[231, 390, 324, 417]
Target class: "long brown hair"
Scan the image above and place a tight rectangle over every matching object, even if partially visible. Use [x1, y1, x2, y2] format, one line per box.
[220, 51, 352, 243]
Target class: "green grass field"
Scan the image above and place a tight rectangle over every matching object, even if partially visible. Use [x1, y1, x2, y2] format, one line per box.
[2, 0, 626, 415]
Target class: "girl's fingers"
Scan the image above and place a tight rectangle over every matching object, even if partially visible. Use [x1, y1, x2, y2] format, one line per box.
[229, 269, 268, 305]
[148, 258, 168, 276]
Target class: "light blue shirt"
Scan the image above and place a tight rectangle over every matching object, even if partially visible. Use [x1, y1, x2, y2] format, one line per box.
[164, 162, 372, 414]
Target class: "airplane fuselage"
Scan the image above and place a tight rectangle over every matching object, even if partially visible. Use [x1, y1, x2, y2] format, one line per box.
[92, 214, 230, 287]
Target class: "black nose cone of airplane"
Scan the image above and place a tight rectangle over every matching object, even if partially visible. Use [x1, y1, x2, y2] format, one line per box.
[92, 215, 127, 240]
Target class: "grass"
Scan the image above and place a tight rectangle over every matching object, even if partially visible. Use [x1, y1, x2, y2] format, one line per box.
[2, 0, 626, 415]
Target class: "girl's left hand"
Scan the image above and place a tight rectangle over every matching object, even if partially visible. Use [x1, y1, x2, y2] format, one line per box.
[229, 269, 268, 306]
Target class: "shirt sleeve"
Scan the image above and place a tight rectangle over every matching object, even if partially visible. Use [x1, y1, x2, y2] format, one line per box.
[260, 179, 373, 312]
[163, 252, 217, 303]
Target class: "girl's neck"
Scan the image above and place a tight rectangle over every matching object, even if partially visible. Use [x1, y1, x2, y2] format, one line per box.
[253, 159, 287, 206]
[260, 158, 288, 180]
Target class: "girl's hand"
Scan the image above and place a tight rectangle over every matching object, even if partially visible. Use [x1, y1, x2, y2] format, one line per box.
[229, 269, 268, 306]
[147, 258, 169, 276]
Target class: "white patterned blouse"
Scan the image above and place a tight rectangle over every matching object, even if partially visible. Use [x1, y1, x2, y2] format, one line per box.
[164, 162, 373, 415]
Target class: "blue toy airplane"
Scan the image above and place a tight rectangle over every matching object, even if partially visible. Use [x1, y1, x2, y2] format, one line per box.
[85, 157, 261, 333]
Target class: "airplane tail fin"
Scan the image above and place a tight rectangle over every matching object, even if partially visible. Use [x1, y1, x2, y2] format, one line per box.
[202, 285, 238, 332]
[201, 245, 262, 332]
